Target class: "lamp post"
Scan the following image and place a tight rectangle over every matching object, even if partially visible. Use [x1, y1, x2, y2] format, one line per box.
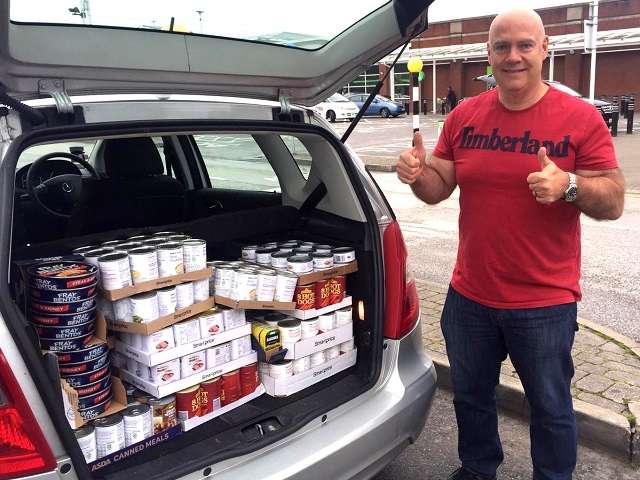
[407, 56, 424, 141]
[196, 10, 204, 34]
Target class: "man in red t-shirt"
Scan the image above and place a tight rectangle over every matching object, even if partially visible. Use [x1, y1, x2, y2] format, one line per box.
[397, 7, 625, 480]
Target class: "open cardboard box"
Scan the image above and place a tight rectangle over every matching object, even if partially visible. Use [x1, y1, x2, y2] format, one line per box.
[280, 323, 353, 360]
[180, 383, 265, 432]
[104, 297, 215, 335]
[115, 324, 252, 366]
[260, 348, 357, 397]
[122, 352, 258, 398]
[295, 260, 358, 285]
[99, 267, 212, 301]
[214, 295, 296, 311]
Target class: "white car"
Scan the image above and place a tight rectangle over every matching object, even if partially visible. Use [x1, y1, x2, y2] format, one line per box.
[0, 1, 437, 479]
[313, 93, 359, 122]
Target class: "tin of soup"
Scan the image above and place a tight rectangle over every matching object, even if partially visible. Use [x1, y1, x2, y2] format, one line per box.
[157, 242, 184, 277]
[182, 239, 207, 272]
[97, 252, 132, 290]
[128, 246, 159, 284]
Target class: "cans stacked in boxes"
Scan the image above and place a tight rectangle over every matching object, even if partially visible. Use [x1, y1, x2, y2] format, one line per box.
[254, 307, 355, 379]
[26, 260, 114, 421]
[121, 307, 252, 388]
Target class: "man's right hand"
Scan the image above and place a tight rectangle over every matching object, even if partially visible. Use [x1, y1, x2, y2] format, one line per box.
[396, 131, 426, 185]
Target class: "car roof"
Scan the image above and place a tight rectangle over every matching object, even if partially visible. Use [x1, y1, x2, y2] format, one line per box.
[0, 0, 433, 107]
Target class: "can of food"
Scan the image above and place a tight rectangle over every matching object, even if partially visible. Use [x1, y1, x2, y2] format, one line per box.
[269, 360, 293, 379]
[314, 278, 331, 309]
[262, 312, 289, 328]
[81, 248, 114, 282]
[340, 337, 355, 353]
[112, 297, 132, 322]
[250, 321, 281, 350]
[180, 351, 207, 377]
[229, 269, 257, 301]
[128, 246, 159, 284]
[133, 388, 154, 404]
[176, 384, 201, 422]
[182, 239, 207, 272]
[255, 269, 277, 301]
[310, 251, 334, 270]
[127, 235, 152, 243]
[255, 247, 277, 265]
[229, 335, 253, 360]
[239, 362, 259, 397]
[278, 319, 302, 343]
[74, 424, 97, 463]
[98, 252, 132, 290]
[300, 317, 319, 339]
[335, 307, 353, 326]
[198, 308, 225, 336]
[156, 241, 184, 277]
[73, 245, 101, 255]
[332, 247, 356, 264]
[122, 403, 152, 446]
[326, 345, 340, 360]
[142, 238, 171, 249]
[292, 246, 316, 255]
[294, 284, 315, 311]
[156, 286, 178, 317]
[213, 264, 235, 297]
[167, 234, 192, 243]
[175, 282, 194, 309]
[292, 355, 311, 375]
[130, 291, 159, 323]
[318, 313, 335, 333]
[28, 261, 98, 291]
[173, 317, 201, 345]
[273, 270, 298, 302]
[114, 242, 143, 254]
[221, 370, 241, 406]
[313, 244, 334, 254]
[148, 394, 177, 435]
[270, 251, 290, 269]
[199, 377, 221, 416]
[241, 245, 258, 261]
[148, 358, 180, 384]
[152, 231, 178, 238]
[309, 350, 327, 367]
[100, 240, 123, 249]
[192, 278, 210, 303]
[327, 276, 346, 305]
[93, 413, 125, 459]
[286, 255, 313, 274]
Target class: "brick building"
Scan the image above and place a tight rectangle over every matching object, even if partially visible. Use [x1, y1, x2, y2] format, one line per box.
[345, 0, 640, 113]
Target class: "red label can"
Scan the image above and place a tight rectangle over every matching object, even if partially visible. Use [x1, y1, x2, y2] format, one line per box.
[199, 377, 221, 416]
[176, 385, 201, 422]
[239, 362, 259, 397]
[327, 276, 346, 305]
[314, 279, 331, 309]
[221, 369, 241, 407]
[294, 284, 315, 311]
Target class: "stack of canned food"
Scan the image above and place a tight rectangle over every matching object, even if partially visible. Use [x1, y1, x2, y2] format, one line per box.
[72, 232, 208, 292]
[26, 260, 115, 420]
[254, 308, 355, 378]
[241, 241, 355, 274]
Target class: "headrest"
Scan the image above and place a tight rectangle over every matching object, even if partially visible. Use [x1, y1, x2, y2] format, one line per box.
[104, 137, 164, 177]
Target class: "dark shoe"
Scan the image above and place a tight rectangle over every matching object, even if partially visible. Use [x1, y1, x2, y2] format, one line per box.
[446, 467, 497, 480]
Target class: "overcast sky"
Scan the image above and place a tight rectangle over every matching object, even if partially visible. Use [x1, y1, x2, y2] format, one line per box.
[429, 0, 581, 22]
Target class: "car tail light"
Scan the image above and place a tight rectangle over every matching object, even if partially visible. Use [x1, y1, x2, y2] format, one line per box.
[383, 220, 420, 339]
[0, 349, 56, 479]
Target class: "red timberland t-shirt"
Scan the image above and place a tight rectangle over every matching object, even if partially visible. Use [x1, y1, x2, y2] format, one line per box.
[432, 86, 619, 309]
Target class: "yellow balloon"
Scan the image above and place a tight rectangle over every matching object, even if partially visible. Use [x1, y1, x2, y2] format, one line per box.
[407, 57, 423, 73]
[161, 23, 190, 32]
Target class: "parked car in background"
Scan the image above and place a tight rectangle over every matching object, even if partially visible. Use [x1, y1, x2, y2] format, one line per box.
[473, 74, 613, 126]
[313, 92, 359, 122]
[347, 94, 406, 118]
[0, 1, 437, 479]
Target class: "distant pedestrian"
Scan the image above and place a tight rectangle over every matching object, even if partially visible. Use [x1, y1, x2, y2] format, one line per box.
[446, 86, 458, 111]
[396, 7, 625, 480]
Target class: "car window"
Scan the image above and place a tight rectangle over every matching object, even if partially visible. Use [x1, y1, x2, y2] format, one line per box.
[193, 133, 311, 192]
[328, 93, 351, 103]
[16, 140, 97, 169]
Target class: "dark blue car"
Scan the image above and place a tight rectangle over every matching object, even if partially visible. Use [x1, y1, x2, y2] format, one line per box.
[347, 94, 405, 118]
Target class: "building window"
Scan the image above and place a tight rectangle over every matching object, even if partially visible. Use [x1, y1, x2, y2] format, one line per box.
[343, 65, 380, 96]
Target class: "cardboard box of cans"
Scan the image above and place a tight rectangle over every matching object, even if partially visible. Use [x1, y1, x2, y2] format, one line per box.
[260, 348, 357, 397]
[103, 297, 215, 335]
[283, 295, 352, 321]
[214, 295, 296, 311]
[100, 267, 212, 302]
[180, 383, 265, 432]
[116, 324, 252, 366]
[122, 352, 258, 398]
[294, 260, 358, 286]
[280, 322, 353, 360]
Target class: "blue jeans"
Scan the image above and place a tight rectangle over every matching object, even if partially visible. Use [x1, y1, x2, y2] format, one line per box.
[441, 285, 578, 480]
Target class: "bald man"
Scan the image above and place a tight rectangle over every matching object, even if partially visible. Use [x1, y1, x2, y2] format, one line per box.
[397, 8, 625, 480]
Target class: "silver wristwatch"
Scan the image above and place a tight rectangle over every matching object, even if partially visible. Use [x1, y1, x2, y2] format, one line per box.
[564, 172, 578, 202]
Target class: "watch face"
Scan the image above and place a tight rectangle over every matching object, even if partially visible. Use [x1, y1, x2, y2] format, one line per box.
[565, 186, 578, 202]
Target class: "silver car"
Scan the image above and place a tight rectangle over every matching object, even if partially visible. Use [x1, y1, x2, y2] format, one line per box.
[0, 1, 437, 479]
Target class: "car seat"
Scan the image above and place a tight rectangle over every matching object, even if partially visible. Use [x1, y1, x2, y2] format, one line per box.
[65, 137, 187, 237]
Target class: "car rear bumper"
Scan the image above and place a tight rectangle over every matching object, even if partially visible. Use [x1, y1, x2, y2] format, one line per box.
[204, 319, 437, 479]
